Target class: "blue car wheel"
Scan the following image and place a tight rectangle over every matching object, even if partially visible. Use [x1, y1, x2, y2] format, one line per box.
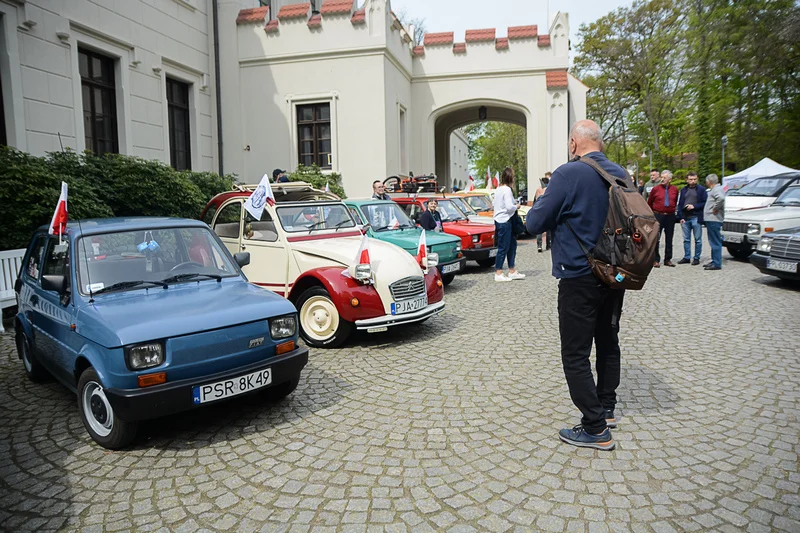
[77, 368, 138, 450]
[16, 331, 47, 382]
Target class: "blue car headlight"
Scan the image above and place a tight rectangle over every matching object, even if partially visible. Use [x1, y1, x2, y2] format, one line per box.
[126, 342, 165, 370]
[270, 315, 297, 340]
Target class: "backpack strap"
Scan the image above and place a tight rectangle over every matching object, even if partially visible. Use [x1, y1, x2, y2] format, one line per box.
[573, 155, 634, 189]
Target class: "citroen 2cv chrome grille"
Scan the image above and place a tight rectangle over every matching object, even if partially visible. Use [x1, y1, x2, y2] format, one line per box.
[389, 277, 426, 300]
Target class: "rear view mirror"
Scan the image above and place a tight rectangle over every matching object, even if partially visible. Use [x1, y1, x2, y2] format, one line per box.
[234, 252, 250, 268]
[42, 275, 67, 294]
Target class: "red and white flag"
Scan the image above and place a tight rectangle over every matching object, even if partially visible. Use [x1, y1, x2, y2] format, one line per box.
[389, 214, 400, 229]
[486, 166, 493, 191]
[355, 234, 371, 265]
[493, 171, 500, 189]
[466, 175, 475, 192]
[416, 229, 427, 268]
[49, 182, 69, 236]
[243, 174, 275, 220]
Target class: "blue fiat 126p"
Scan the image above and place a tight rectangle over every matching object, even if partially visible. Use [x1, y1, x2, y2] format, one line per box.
[14, 218, 308, 449]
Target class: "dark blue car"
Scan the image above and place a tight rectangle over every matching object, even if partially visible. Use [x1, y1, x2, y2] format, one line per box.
[14, 218, 308, 449]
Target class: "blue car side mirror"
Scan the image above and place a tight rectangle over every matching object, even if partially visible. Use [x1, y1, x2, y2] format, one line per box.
[234, 252, 250, 268]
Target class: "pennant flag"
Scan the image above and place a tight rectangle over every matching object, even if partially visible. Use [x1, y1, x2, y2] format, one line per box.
[416, 229, 428, 267]
[493, 171, 500, 189]
[466, 175, 475, 192]
[49, 182, 69, 236]
[325, 181, 331, 193]
[389, 214, 400, 229]
[243, 174, 275, 221]
[486, 166, 493, 191]
[355, 234, 371, 265]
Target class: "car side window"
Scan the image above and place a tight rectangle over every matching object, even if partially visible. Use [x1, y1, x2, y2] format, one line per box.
[42, 239, 71, 285]
[25, 236, 46, 282]
[244, 210, 278, 242]
[213, 202, 243, 239]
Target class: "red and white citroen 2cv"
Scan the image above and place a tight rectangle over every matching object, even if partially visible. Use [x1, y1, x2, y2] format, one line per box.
[200, 182, 445, 348]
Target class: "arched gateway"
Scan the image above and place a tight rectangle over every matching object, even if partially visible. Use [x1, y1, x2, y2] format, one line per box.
[222, 0, 587, 194]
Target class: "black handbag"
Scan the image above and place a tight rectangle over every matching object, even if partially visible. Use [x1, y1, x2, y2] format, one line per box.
[511, 211, 525, 235]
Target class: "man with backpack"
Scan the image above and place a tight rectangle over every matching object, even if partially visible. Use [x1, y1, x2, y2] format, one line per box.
[526, 120, 631, 451]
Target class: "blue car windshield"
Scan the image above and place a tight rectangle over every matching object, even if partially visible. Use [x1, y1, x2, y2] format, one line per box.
[76, 227, 238, 295]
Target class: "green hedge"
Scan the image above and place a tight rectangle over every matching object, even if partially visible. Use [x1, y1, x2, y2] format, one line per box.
[0, 147, 235, 250]
[288, 164, 347, 199]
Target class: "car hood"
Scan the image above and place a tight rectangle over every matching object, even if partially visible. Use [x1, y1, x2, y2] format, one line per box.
[443, 221, 495, 235]
[370, 228, 459, 253]
[764, 226, 800, 237]
[725, 205, 800, 223]
[291, 235, 422, 271]
[725, 196, 776, 212]
[75, 280, 296, 348]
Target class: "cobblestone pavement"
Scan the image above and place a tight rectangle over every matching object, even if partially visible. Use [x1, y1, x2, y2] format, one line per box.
[1, 237, 799, 533]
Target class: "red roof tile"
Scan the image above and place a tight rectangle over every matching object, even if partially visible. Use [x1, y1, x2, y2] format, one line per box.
[413, 46, 425, 57]
[538, 34, 551, 47]
[495, 38, 509, 50]
[277, 3, 310, 20]
[546, 70, 568, 89]
[453, 42, 466, 54]
[264, 19, 279, 33]
[424, 32, 454, 46]
[351, 8, 365, 24]
[320, 0, 353, 15]
[465, 28, 495, 43]
[508, 25, 538, 40]
[307, 14, 321, 28]
[237, 6, 269, 24]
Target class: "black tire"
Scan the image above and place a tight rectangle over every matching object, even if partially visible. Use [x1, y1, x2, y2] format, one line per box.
[16, 330, 48, 382]
[441, 273, 456, 286]
[296, 286, 353, 348]
[726, 246, 752, 260]
[476, 258, 496, 268]
[77, 368, 138, 450]
[262, 376, 300, 401]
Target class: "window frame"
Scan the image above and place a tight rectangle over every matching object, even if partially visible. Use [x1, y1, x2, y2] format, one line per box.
[79, 47, 119, 155]
[0, 65, 6, 146]
[166, 77, 192, 171]
[296, 102, 332, 170]
[24, 235, 47, 283]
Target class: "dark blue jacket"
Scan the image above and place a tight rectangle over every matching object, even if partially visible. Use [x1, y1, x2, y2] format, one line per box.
[677, 185, 707, 223]
[526, 152, 628, 279]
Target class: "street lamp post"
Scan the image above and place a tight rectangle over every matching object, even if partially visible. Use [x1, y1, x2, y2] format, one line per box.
[641, 150, 652, 173]
[721, 135, 728, 178]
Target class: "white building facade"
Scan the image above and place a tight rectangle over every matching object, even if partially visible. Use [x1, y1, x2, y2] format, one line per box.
[0, 0, 586, 196]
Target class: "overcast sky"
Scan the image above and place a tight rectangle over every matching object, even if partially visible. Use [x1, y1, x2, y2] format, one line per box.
[390, 0, 633, 45]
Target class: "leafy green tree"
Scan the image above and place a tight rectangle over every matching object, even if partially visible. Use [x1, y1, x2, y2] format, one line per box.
[469, 122, 527, 192]
[287, 164, 346, 199]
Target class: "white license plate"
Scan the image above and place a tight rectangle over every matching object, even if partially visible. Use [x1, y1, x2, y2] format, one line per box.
[441, 262, 461, 274]
[489, 249, 498, 257]
[391, 295, 427, 315]
[192, 368, 272, 404]
[724, 234, 743, 243]
[767, 259, 798, 273]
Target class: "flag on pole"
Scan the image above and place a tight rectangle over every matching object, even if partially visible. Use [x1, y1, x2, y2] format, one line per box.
[486, 166, 493, 191]
[355, 233, 371, 265]
[466, 175, 475, 192]
[493, 171, 500, 189]
[416, 229, 428, 269]
[389, 213, 400, 229]
[325, 181, 331, 193]
[49, 182, 69, 236]
[243, 174, 275, 220]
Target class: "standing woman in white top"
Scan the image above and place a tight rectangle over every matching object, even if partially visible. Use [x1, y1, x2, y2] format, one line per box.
[492, 167, 526, 281]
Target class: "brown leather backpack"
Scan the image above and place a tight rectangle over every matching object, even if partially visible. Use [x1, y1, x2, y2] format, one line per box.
[566, 156, 660, 290]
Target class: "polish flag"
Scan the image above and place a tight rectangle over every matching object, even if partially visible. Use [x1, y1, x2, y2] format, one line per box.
[355, 234, 371, 265]
[243, 174, 275, 220]
[486, 166, 493, 191]
[49, 182, 69, 236]
[416, 229, 428, 268]
[389, 214, 400, 229]
[466, 175, 475, 192]
[493, 171, 500, 189]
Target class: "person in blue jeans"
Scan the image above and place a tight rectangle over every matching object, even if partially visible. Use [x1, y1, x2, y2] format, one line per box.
[677, 171, 708, 265]
[703, 174, 725, 270]
[492, 167, 525, 281]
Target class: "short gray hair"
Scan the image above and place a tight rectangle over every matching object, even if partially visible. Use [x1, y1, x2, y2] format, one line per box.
[706, 173, 719, 185]
[569, 120, 605, 148]
[660, 170, 673, 180]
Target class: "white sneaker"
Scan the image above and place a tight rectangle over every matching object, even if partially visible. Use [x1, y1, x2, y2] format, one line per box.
[494, 274, 512, 282]
[508, 271, 526, 280]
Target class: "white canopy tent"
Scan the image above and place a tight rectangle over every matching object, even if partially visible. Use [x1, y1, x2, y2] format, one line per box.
[723, 157, 798, 190]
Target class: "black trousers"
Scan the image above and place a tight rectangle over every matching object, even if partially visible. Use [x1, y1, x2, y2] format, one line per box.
[654, 213, 677, 263]
[557, 274, 625, 434]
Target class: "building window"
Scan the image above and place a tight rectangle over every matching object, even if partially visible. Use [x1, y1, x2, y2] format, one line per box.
[167, 78, 191, 171]
[297, 103, 331, 169]
[79, 48, 118, 155]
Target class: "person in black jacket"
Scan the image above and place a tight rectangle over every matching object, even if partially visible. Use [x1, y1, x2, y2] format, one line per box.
[526, 119, 626, 452]
[419, 199, 443, 232]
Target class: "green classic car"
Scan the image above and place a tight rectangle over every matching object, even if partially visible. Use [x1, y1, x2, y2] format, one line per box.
[344, 199, 466, 285]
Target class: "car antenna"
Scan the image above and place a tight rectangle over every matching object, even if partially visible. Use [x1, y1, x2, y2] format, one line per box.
[76, 218, 95, 304]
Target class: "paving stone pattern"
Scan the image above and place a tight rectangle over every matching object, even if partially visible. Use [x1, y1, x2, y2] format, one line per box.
[1, 239, 798, 532]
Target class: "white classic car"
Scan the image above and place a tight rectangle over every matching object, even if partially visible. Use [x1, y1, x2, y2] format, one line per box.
[725, 173, 800, 214]
[201, 182, 445, 348]
[722, 184, 800, 259]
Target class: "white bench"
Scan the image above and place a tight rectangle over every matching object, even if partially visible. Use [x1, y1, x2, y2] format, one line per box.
[0, 249, 25, 333]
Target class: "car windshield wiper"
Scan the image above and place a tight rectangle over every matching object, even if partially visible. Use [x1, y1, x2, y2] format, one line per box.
[160, 273, 222, 284]
[93, 280, 167, 295]
[333, 220, 352, 232]
[306, 221, 327, 233]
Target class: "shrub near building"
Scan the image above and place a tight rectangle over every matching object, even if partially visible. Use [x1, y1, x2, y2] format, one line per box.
[0, 147, 235, 250]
